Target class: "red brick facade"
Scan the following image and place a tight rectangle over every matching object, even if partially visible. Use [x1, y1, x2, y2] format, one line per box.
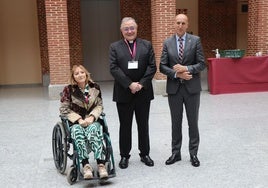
[37, 0, 49, 75]
[66, 0, 83, 67]
[248, 0, 268, 55]
[199, 0, 237, 58]
[44, 0, 70, 85]
[120, 0, 152, 41]
[151, 0, 176, 80]
[37, 0, 268, 86]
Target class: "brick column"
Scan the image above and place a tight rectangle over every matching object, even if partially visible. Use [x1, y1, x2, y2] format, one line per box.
[45, 0, 71, 99]
[37, 0, 49, 85]
[67, 0, 83, 67]
[151, 0, 176, 94]
[151, 0, 176, 80]
[247, 0, 268, 56]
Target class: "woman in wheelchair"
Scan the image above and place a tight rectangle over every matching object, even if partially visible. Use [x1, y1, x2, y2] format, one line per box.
[59, 64, 108, 180]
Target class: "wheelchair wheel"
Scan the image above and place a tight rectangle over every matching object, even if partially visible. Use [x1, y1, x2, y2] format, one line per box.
[67, 166, 78, 185]
[52, 122, 67, 174]
[103, 133, 116, 177]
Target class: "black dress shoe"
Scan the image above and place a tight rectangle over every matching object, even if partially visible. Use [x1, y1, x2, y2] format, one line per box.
[190, 155, 200, 167]
[165, 154, 181, 165]
[119, 157, 129, 169]
[140, 155, 154, 166]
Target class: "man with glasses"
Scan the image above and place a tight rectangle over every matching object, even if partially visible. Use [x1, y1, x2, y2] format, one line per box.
[109, 17, 156, 169]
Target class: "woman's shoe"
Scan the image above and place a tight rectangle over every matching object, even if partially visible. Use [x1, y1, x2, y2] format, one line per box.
[98, 164, 108, 179]
[83, 164, 93, 179]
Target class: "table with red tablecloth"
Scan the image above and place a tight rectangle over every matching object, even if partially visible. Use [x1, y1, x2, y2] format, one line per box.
[207, 56, 268, 94]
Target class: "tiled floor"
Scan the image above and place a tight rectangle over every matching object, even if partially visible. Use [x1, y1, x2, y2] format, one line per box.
[0, 82, 268, 188]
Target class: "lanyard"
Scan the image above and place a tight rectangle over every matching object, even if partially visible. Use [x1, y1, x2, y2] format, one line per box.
[124, 39, 137, 59]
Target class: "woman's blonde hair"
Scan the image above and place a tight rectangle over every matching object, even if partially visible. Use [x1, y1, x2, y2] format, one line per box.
[69, 64, 93, 85]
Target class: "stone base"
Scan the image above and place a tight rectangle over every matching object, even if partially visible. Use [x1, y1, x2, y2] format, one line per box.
[48, 84, 65, 100]
[152, 79, 167, 96]
[200, 69, 208, 91]
[47, 70, 208, 99]
[42, 74, 50, 87]
[152, 69, 208, 96]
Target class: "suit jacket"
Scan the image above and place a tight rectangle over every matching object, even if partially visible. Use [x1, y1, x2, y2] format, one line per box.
[109, 38, 156, 103]
[160, 34, 206, 94]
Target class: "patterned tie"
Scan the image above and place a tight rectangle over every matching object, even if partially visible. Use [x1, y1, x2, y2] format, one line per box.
[178, 37, 184, 62]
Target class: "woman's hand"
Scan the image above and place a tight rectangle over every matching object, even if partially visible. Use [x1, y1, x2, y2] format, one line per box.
[78, 116, 95, 127]
[85, 116, 95, 125]
[78, 118, 88, 127]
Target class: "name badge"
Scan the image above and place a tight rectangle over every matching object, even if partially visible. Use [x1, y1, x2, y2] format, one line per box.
[128, 61, 138, 69]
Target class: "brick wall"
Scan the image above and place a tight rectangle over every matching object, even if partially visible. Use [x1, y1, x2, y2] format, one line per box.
[37, 0, 49, 75]
[38, 0, 268, 85]
[199, 0, 237, 59]
[248, 0, 268, 56]
[151, 0, 176, 80]
[67, 0, 83, 67]
[38, 0, 83, 84]
[45, 0, 70, 85]
[120, 0, 152, 41]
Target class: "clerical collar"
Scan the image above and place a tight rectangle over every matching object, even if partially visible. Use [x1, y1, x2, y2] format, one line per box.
[126, 39, 136, 44]
[124, 39, 137, 58]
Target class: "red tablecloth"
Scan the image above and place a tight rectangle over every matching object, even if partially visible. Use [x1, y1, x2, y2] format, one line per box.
[208, 56, 268, 94]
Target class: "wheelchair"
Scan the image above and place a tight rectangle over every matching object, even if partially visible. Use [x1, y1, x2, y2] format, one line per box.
[52, 113, 116, 185]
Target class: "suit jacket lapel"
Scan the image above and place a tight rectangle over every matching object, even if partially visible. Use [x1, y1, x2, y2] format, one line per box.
[182, 34, 191, 64]
[120, 39, 133, 60]
[171, 35, 180, 64]
[134, 38, 140, 60]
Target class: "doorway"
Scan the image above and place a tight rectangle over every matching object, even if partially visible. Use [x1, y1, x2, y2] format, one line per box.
[81, 0, 121, 81]
[236, 0, 248, 51]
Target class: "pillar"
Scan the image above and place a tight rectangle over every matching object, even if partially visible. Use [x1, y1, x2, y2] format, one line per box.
[151, 0, 176, 94]
[45, 0, 71, 99]
[248, 0, 268, 56]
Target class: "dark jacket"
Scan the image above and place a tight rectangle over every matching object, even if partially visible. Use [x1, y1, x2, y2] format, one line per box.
[160, 34, 206, 94]
[109, 38, 157, 103]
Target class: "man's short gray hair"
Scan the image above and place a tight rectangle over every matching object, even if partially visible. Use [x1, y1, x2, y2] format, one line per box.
[120, 17, 137, 29]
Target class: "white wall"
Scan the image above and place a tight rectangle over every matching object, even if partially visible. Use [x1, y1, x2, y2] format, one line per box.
[0, 0, 41, 85]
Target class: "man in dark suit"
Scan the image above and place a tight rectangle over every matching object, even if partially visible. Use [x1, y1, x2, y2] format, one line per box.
[160, 14, 206, 167]
[109, 17, 156, 169]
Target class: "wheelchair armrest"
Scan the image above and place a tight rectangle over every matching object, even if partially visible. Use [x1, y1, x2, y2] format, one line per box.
[59, 114, 68, 120]
[59, 115, 72, 134]
[99, 112, 106, 119]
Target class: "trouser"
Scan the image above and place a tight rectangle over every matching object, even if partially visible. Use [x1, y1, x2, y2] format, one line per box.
[168, 85, 200, 156]
[116, 99, 151, 158]
[71, 122, 105, 163]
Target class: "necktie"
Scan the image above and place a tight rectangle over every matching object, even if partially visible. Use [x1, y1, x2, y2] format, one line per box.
[178, 37, 184, 62]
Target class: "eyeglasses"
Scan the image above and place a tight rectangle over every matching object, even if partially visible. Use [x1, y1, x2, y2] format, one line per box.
[122, 26, 136, 32]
